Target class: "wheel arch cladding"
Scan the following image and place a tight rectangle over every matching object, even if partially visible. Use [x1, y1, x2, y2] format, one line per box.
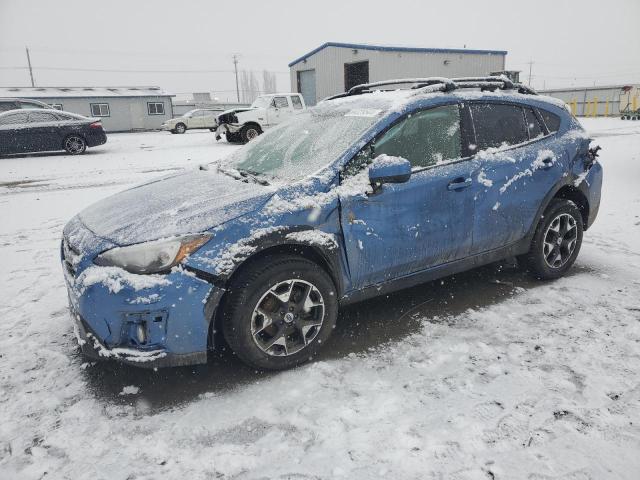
[206, 233, 344, 349]
[552, 185, 589, 229]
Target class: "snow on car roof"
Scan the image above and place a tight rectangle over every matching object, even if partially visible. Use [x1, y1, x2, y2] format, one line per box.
[0, 86, 174, 99]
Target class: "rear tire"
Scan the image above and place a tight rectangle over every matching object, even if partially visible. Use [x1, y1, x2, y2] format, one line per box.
[222, 255, 338, 370]
[63, 135, 87, 155]
[521, 199, 583, 280]
[175, 123, 187, 134]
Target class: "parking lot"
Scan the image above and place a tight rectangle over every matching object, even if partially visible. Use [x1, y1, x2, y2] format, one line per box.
[1, 119, 639, 479]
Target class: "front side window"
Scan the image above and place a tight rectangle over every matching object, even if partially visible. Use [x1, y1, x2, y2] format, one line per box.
[470, 103, 528, 151]
[0, 102, 18, 112]
[372, 104, 462, 168]
[273, 96, 289, 109]
[90, 103, 110, 117]
[148, 102, 165, 115]
[0, 112, 28, 126]
[539, 109, 561, 133]
[49, 104, 63, 110]
[28, 112, 58, 123]
[291, 96, 303, 109]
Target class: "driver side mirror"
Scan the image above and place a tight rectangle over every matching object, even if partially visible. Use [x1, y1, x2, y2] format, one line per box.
[368, 155, 412, 185]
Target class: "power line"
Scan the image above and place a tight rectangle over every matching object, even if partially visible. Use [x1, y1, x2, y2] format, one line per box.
[0, 65, 290, 75]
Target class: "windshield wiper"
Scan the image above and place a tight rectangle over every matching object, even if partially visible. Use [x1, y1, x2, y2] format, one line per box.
[217, 166, 270, 186]
[237, 168, 270, 186]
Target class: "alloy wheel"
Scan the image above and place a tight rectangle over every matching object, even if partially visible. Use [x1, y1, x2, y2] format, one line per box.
[543, 213, 578, 268]
[246, 128, 259, 141]
[251, 279, 325, 356]
[64, 136, 85, 154]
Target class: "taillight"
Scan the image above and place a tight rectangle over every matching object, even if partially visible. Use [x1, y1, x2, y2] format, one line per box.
[89, 121, 102, 129]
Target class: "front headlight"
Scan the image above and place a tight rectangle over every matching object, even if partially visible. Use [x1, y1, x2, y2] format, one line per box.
[94, 234, 211, 274]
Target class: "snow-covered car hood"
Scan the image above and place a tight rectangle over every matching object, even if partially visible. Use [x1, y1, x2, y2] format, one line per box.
[78, 169, 276, 246]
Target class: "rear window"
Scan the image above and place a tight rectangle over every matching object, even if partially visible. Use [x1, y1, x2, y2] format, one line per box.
[524, 108, 544, 140]
[470, 103, 528, 150]
[539, 109, 561, 133]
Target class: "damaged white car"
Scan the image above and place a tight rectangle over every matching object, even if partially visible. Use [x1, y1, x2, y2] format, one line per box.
[214, 93, 306, 143]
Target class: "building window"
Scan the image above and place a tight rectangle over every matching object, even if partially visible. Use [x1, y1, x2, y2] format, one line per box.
[49, 104, 64, 110]
[90, 103, 110, 117]
[147, 102, 165, 115]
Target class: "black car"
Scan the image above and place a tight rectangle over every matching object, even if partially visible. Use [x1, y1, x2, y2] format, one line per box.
[0, 109, 107, 155]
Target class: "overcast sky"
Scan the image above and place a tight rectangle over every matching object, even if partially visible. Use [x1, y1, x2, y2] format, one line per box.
[1, 0, 638, 100]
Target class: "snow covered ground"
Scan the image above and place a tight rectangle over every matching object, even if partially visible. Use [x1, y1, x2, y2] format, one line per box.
[1, 120, 639, 479]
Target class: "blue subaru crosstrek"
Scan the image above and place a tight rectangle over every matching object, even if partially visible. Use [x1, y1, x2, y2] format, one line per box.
[62, 77, 602, 370]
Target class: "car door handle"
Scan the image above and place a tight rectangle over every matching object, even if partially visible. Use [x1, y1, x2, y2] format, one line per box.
[541, 157, 554, 169]
[447, 177, 473, 191]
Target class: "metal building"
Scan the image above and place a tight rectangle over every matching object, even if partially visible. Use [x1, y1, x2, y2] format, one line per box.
[539, 84, 639, 117]
[0, 86, 174, 132]
[288, 42, 507, 105]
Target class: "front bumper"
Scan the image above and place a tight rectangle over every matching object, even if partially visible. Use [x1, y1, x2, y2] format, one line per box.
[62, 236, 223, 368]
[161, 123, 176, 131]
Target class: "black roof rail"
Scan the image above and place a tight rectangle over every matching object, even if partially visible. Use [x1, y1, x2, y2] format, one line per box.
[325, 75, 537, 101]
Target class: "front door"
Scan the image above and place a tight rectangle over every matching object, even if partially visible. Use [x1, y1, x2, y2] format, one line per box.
[0, 111, 29, 153]
[266, 96, 290, 126]
[339, 103, 476, 289]
[25, 111, 60, 152]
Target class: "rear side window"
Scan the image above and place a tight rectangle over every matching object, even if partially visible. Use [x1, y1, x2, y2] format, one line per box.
[470, 103, 528, 150]
[373, 104, 462, 168]
[28, 112, 58, 123]
[539, 109, 561, 133]
[524, 108, 544, 139]
[291, 96, 303, 109]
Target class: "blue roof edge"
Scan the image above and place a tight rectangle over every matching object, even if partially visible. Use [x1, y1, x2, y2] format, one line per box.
[288, 42, 508, 67]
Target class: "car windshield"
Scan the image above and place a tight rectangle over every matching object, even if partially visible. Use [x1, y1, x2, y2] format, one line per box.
[250, 96, 270, 109]
[183, 109, 198, 117]
[224, 107, 382, 182]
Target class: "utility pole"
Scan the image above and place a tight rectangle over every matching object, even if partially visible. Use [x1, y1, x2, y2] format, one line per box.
[25, 46, 35, 87]
[232, 54, 240, 103]
[526, 61, 534, 87]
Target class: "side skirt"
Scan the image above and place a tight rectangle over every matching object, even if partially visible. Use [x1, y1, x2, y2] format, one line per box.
[339, 238, 530, 306]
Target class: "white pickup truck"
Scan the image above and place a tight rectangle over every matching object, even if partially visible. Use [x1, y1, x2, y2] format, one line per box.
[214, 93, 306, 143]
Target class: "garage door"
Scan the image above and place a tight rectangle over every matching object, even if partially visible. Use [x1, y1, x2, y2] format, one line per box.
[297, 69, 316, 106]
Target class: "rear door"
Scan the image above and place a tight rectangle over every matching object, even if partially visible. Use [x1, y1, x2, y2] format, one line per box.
[339, 103, 476, 289]
[469, 102, 565, 254]
[202, 110, 217, 128]
[25, 111, 61, 152]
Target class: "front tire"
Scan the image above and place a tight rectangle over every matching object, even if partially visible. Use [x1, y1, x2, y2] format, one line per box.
[63, 135, 87, 155]
[175, 123, 187, 134]
[522, 199, 583, 280]
[226, 132, 242, 143]
[222, 255, 338, 370]
[240, 124, 261, 143]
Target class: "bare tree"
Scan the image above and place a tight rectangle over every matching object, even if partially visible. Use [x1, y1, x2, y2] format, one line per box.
[262, 70, 277, 94]
[240, 70, 261, 104]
